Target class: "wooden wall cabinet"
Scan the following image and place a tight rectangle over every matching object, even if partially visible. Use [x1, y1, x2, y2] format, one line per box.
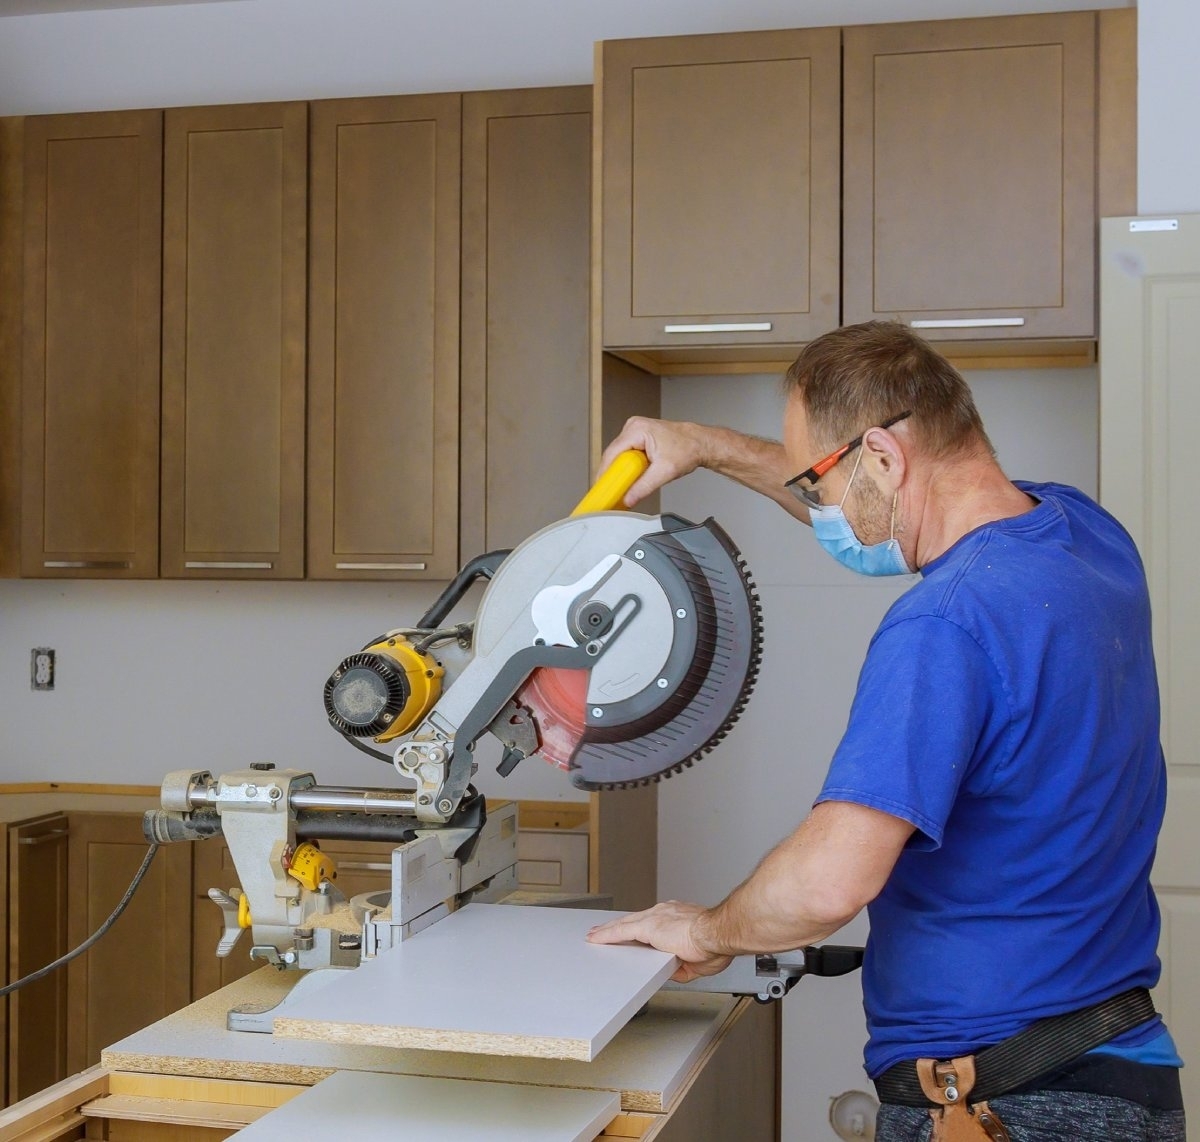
[597, 12, 1130, 366]
[20, 110, 162, 578]
[599, 29, 842, 358]
[460, 86, 594, 556]
[842, 12, 1097, 341]
[307, 94, 462, 580]
[160, 102, 308, 579]
[9, 84, 593, 581]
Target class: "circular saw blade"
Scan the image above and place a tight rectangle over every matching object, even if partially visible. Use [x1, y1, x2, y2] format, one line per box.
[518, 516, 763, 789]
[515, 667, 589, 771]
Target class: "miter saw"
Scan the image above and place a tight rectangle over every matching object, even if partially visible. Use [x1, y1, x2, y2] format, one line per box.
[145, 451, 798, 1017]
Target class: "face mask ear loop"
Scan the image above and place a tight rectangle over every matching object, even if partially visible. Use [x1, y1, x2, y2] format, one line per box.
[890, 492, 898, 542]
[838, 447, 866, 510]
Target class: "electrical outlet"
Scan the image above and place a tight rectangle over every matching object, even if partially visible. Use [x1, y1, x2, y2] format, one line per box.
[31, 648, 55, 691]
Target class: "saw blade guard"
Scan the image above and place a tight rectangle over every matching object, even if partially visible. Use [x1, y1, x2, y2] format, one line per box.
[558, 514, 762, 789]
[489, 511, 762, 788]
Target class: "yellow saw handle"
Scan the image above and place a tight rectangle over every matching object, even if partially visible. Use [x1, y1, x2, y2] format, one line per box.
[571, 450, 650, 515]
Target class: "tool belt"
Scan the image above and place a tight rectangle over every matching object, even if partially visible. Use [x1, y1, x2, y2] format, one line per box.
[874, 988, 1156, 1142]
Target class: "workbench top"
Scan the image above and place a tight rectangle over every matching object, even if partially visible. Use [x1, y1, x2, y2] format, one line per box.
[103, 967, 741, 1113]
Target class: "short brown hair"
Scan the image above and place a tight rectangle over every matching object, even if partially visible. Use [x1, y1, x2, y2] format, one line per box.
[783, 322, 991, 457]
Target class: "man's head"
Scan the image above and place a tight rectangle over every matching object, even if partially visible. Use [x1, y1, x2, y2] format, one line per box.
[781, 323, 1009, 573]
[782, 321, 991, 460]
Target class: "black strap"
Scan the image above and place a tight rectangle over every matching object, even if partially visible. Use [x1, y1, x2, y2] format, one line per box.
[874, 987, 1157, 1107]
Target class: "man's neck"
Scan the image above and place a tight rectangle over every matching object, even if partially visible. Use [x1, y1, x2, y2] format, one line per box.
[912, 456, 1037, 569]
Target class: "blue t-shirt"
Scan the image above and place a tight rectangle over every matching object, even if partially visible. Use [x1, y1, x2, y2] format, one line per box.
[815, 482, 1168, 1078]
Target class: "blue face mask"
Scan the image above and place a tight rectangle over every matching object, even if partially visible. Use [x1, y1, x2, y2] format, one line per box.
[808, 452, 910, 577]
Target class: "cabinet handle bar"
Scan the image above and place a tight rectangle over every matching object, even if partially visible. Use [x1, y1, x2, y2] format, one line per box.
[19, 829, 70, 845]
[335, 562, 428, 571]
[663, 322, 773, 333]
[910, 318, 1026, 329]
[184, 561, 274, 569]
[44, 560, 132, 569]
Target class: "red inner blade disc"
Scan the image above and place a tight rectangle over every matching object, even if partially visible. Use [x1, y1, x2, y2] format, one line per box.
[514, 667, 589, 771]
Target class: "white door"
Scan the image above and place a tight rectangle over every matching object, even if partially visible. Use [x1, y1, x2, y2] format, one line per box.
[1100, 213, 1200, 1124]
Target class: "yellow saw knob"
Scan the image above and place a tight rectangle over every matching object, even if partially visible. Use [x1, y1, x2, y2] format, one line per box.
[571, 450, 650, 515]
[288, 843, 337, 892]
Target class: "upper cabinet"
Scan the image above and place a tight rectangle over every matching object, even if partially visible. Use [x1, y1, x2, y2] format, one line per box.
[842, 12, 1096, 341]
[20, 110, 162, 578]
[160, 102, 308, 579]
[597, 12, 1130, 366]
[307, 94, 461, 580]
[599, 29, 841, 356]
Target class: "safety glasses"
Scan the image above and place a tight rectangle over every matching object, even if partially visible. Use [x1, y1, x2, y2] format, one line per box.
[784, 411, 912, 509]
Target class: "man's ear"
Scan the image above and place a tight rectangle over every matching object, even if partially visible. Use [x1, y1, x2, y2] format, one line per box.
[861, 426, 907, 493]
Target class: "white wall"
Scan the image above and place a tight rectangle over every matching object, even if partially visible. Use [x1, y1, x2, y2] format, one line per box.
[1137, 0, 1200, 214]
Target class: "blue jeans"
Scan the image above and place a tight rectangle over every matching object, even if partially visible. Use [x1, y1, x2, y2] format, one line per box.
[876, 1092, 1186, 1141]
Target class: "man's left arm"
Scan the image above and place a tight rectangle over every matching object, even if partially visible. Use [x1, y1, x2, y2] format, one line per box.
[586, 800, 914, 982]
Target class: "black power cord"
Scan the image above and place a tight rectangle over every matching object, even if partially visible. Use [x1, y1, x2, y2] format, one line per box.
[0, 842, 160, 999]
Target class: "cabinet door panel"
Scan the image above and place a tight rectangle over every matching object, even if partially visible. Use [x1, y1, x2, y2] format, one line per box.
[161, 103, 307, 578]
[461, 87, 592, 557]
[601, 29, 841, 351]
[308, 95, 460, 580]
[21, 111, 162, 577]
[7, 816, 68, 1103]
[843, 13, 1096, 339]
[66, 813, 191, 1073]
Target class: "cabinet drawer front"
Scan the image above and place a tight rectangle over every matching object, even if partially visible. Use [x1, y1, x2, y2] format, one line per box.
[602, 28, 841, 350]
[21, 111, 162, 577]
[843, 12, 1097, 339]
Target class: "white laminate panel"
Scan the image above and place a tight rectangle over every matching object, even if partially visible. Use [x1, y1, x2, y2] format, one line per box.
[273, 904, 677, 1061]
[236, 1070, 620, 1142]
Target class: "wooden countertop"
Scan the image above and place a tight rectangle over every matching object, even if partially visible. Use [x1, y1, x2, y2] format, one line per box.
[0, 783, 159, 824]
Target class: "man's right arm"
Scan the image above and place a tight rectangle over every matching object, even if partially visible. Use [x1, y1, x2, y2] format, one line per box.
[599, 416, 810, 523]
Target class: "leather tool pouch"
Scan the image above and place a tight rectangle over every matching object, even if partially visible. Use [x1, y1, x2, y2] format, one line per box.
[916, 1056, 1012, 1142]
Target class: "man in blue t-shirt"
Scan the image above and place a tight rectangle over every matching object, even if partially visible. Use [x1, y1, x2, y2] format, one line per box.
[587, 322, 1184, 1141]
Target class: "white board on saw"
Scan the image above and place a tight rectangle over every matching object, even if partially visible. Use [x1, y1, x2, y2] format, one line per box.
[235, 1069, 621, 1142]
[273, 903, 677, 1061]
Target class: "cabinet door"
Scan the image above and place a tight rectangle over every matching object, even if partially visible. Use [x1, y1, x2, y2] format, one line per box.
[7, 816, 69, 1104]
[21, 111, 162, 578]
[843, 12, 1096, 340]
[308, 95, 461, 580]
[160, 103, 307, 579]
[600, 29, 841, 353]
[460, 87, 592, 557]
[1, 118, 21, 581]
[66, 813, 191, 1073]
